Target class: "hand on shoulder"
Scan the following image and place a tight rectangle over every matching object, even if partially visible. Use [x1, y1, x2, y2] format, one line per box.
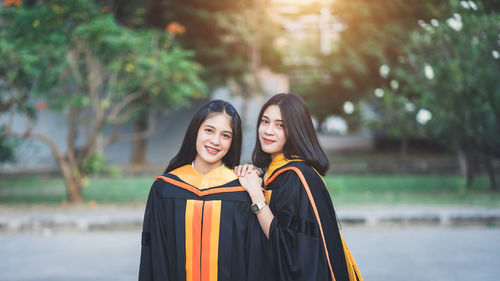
[235, 165, 263, 200]
[234, 164, 259, 177]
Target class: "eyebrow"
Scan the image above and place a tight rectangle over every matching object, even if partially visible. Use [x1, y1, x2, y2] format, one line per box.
[204, 124, 233, 135]
[262, 115, 283, 122]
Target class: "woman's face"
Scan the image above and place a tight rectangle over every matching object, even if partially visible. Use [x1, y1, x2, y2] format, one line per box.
[195, 113, 233, 168]
[258, 105, 286, 159]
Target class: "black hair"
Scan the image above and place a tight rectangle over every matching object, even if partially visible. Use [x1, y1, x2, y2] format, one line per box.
[164, 100, 242, 174]
[252, 93, 330, 175]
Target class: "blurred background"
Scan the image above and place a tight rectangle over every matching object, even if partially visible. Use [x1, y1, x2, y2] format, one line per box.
[0, 0, 499, 280]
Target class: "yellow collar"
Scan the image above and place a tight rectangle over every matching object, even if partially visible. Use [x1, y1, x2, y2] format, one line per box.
[264, 154, 301, 182]
[170, 164, 238, 189]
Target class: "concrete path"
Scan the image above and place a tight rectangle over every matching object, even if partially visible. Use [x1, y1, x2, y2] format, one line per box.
[1, 205, 500, 232]
[1, 227, 499, 281]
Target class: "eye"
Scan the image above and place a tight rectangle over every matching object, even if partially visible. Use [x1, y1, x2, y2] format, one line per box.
[223, 134, 232, 139]
[261, 119, 269, 124]
[277, 123, 284, 128]
[205, 128, 214, 133]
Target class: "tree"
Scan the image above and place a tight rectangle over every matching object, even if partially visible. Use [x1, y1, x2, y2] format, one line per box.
[365, 87, 424, 158]
[391, 1, 500, 190]
[142, 0, 282, 88]
[93, 0, 281, 164]
[140, 0, 283, 130]
[0, 135, 16, 164]
[0, 0, 205, 203]
[288, 0, 449, 127]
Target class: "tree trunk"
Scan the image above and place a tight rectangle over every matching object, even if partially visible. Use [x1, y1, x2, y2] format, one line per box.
[400, 132, 408, 160]
[58, 156, 84, 204]
[458, 149, 475, 189]
[483, 157, 499, 191]
[131, 118, 148, 165]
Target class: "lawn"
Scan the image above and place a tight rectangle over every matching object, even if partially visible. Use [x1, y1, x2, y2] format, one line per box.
[1, 174, 499, 206]
[325, 175, 499, 206]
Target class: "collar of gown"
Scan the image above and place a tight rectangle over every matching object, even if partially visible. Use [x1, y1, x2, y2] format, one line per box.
[264, 153, 302, 182]
[171, 164, 238, 190]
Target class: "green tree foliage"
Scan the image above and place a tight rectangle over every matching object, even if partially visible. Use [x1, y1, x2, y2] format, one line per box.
[0, 135, 15, 164]
[0, 0, 205, 202]
[293, 0, 448, 125]
[391, 1, 500, 189]
[142, 0, 282, 88]
[366, 87, 424, 157]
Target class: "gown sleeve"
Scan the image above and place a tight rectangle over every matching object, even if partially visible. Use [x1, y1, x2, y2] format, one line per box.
[266, 169, 350, 281]
[138, 180, 169, 281]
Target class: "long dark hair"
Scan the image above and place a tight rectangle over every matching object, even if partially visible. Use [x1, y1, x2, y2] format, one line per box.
[164, 100, 242, 174]
[252, 93, 329, 175]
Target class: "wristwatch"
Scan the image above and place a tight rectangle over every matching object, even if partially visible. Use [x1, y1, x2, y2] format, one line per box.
[251, 200, 268, 214]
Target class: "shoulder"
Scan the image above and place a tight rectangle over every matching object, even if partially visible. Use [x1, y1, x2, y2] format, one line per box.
[267, 161, 324, 188]
[280, 161, 322, 183]
[274, 162, 329, 200]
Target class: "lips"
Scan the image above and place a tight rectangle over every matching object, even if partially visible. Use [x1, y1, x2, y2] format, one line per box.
[262, 137, 276, 145]
[205, 146, 220, 155]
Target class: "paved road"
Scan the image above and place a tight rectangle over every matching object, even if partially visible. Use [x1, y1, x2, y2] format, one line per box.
[1, 227, 499, 281]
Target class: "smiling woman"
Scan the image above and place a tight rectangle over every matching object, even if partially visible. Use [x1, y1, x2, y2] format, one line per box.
[194, 114, 234, 174]
[138, 100, 271, 281]
[236, 93, 363, 281]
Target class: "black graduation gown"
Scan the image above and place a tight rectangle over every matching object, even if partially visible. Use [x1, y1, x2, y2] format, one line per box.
[264, 158, 361, 281]
[138, 165, 270, 281]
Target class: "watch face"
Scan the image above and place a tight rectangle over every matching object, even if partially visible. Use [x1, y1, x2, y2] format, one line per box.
[251, 204, 259, 213]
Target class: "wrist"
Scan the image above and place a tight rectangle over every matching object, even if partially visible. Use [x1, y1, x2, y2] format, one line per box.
[249, 189, 266, 203]
[251, 200, 268, 214]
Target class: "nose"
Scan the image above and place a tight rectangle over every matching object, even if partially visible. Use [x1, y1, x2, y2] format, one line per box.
[210, 134, 221, 146]
[264, 123, 274, 135]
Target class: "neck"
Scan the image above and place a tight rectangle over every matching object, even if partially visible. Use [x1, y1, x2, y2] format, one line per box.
[193, 157, 222, 175]
[270, 152, 283, 161]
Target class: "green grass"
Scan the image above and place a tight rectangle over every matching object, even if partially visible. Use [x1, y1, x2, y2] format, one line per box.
[0, 174, 499, 206]
[0, 176, 153, 205]
[325, 175, 500, 206]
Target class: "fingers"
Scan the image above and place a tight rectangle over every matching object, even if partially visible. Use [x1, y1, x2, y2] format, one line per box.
[234, 165, 241, 177]
[234, 164, 255, 177]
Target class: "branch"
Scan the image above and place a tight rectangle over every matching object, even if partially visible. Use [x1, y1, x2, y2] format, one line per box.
[108, 89, 146, 120]
[85, 49, 105, 120]
[99, 115, 158, 149]
[79, 112, 108, 161]
[109, 107, 136, 126]
[1, 124, 64, 162]
[66, 106, 80, 167]
[66, 49, 84, 87]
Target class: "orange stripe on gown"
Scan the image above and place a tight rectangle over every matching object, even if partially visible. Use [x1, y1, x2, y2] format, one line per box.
[186, 200, 222, 281]
[186, 200, 203, 281]
[209, 201, 221, 281]
[201, 201, 213, 280]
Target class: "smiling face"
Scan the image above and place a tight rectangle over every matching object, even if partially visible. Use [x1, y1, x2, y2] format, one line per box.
[194, 113, 233, 173]
[258, 105, 287, 159]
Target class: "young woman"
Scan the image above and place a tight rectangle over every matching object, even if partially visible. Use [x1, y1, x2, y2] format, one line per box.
[139, 100, 269, 281]
[236, 93, 363, 281]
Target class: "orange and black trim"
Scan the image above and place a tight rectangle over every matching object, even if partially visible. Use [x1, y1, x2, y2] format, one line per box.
[266, 165, 363, 281]
[266, 166, 337, 281]
[156, 176, 245, 196]
[185, 199, 222, 281]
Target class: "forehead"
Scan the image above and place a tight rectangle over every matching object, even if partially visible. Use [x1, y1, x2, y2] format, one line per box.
[263, 105, 282, 120]
[201, 113, 233, 132]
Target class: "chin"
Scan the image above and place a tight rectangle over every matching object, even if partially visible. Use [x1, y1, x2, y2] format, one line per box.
[262, 147, 277, 155]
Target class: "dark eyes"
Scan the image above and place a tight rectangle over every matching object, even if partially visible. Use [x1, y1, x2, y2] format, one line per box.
[206, 128, 231, 139]
[261, 119, 284, 128]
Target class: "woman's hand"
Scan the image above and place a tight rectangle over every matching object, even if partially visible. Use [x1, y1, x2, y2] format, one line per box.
[236, 167, 265, 203]
[234, 164, 259, 177]
[238, 169, 273, 239]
